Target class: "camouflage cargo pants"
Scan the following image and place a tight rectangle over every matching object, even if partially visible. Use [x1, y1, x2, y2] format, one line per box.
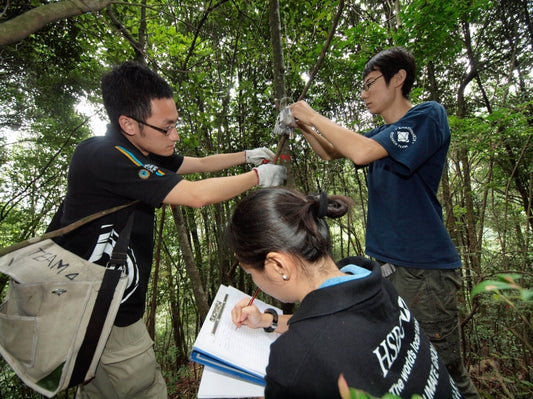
[386, 266, 480, 399]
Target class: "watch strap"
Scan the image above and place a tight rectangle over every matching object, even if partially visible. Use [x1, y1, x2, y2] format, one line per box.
[263, 308, 278, 333]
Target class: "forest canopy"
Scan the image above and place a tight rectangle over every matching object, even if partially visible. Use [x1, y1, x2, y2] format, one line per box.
[0, 1, 531, 398]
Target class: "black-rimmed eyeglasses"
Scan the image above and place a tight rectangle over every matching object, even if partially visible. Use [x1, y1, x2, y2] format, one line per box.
[362, 74, 383, 92]
[127, 115, 182, 136]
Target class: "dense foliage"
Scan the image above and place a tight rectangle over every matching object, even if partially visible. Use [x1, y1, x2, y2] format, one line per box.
[0, 1, 531, 397]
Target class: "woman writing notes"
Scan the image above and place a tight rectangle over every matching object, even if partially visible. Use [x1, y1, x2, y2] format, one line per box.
[227, 187, 462, 399]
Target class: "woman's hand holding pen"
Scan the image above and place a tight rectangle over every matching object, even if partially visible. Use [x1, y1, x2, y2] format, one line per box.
[231, 298, 265, 329]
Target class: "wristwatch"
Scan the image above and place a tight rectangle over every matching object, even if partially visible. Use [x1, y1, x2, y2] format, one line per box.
[263, 308, 278, 333]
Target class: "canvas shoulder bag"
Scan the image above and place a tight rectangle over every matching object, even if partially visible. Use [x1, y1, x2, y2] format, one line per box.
[0, 201, 138, 398]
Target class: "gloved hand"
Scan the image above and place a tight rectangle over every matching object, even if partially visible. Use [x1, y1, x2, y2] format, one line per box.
[253, 164, 287, 187]
[245, 147, 275, 165]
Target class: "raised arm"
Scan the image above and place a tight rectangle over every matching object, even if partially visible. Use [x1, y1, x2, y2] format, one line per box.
[164, 162, 286, 208]
[296, 122, 343, 161]
[177, 152, 246, 174]
[290, 100, 388, 165]
[177, 147, 275, 174]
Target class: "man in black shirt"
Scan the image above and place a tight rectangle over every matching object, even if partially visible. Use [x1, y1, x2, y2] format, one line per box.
[52, 61, 286, 398]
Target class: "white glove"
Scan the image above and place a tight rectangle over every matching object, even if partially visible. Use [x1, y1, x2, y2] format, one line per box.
[253, 164, 287, 187]
[245, 147, 275, 165]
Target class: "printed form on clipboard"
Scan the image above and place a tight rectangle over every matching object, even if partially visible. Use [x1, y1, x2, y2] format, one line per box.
[190, 284, 282, 386]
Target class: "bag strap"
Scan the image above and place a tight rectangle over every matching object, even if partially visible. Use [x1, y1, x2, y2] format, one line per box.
[107, 210, 135, 270]
[68, 267, 122, 388]
[68, 211, 135, 388]
[0, 200, 140, 257]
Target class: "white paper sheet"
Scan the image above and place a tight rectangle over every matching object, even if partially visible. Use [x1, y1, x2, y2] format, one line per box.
[197, 366, 264, 398]
[192, 285, 281, 397]
[192, 285, 281, 378]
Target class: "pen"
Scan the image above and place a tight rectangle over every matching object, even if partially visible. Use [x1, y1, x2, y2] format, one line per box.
[236, 287, 261, 329]
[247, 287, 261, 306]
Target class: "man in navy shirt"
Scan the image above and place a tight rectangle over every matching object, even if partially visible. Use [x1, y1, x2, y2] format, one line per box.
[289, 47, 479, 398]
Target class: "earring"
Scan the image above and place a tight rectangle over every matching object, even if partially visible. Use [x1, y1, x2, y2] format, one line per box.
[282, 275, 288, 281]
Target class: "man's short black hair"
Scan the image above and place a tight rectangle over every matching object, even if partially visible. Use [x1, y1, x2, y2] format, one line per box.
[101, 61, 174, 130]
[363, 47, 416, 99]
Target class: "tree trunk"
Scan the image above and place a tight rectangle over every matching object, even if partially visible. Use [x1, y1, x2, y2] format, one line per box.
[268, 0, 295, 317]
[457, 21, 482, 278]
[171, 206, 210, 321]
[168, 259, 188, 365]
[146, 206, 165, 339]
[269, 0, 295, 188]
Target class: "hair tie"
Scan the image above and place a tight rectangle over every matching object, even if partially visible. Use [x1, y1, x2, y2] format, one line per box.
[318, 191, 328, 219]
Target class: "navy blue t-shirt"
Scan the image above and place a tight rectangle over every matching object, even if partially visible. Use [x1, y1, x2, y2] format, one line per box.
[54, 126, 183, 326]
[364, 101, 461, 269]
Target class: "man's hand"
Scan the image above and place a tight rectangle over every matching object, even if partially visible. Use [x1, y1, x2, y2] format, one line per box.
[289, 100, 317, 127]
[253, 164, 287, 187]
[245, 147, 275, 165]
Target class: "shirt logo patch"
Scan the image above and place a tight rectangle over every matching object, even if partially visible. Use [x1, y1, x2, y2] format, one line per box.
[115, 146, 166, 176]
[138, 169, 150, 179]
[390, 127, 416, 149]
[144, 163, 162, 174]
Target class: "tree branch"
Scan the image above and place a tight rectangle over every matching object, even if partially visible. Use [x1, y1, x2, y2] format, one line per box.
[0, 0, 112, 47]
[298, 0, 345, 101]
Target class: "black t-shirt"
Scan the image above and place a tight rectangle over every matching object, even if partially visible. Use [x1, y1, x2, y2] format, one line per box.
[52, 126, 183, 326]
[265, 256, 463, 399]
